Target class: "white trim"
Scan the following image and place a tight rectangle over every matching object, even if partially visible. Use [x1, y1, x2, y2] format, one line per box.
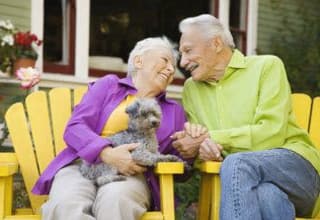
[209, 0, 217, 14]
[75, 0, 90, 79]
[39, 73, 94, 88]
[31, 0, 44, 71]
[246, 0, 258, 55]
[0, 73, 182, 99]
[61, 0, 69, 64]
[218, 0, 230, 29]
[219, 0, 258, 55]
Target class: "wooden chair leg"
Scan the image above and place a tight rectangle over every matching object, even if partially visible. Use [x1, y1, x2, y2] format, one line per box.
[211, 175, 221, 220]
[197, 173, 212, 220]
[140, 162, 183, 220]
[159, 174, 175, 220]
[198, 162, 222, 220]
[0, 175, 14, 218]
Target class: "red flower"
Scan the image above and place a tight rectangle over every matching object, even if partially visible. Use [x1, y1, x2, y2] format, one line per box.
[14, 31, 42, 47]
[13, 31, 42, 59]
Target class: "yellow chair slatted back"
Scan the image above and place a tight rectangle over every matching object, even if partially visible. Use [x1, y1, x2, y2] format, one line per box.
[5, 87, 87, 214]
[289, 94, 320, 218]
[5, 102, 48, 213]
[49, 88, 72, 155]
[26, 91, 55, 173]
[309, 97, 320, 149]
[291, 93, 312, 130]
[74, 86, 88, 106]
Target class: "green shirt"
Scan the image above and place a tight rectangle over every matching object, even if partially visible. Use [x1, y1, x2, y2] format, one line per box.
[182, 49, 320, 174]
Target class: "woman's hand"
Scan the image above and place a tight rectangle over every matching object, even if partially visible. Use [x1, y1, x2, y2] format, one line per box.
[99, 143, 147, 176]
[199, 138, 223, 161]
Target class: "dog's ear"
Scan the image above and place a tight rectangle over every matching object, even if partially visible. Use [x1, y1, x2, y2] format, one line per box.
[126, 100, 140, 115]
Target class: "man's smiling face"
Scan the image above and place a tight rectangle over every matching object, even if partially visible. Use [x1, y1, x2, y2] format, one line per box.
[179, 27, 220, 81]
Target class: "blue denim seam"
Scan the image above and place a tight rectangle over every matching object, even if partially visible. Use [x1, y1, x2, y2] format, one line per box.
[232, 157, 241, 218]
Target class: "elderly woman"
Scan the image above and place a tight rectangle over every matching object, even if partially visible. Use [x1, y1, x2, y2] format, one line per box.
[32, 37, 191, 220]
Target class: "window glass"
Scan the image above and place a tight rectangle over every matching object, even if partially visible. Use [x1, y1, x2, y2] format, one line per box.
[44, 1, 63, 63]
[43, 0, 75, 74]
[89, 0, 212, 79]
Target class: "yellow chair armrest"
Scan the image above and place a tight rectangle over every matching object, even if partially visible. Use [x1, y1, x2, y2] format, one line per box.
[141, 211, 163, 220]
[0, 153, 18, 177]
[0, 153, 18, 218]
[154, 162, 184, 174]
[199, 161, 221, 173]
[4, 215, 41, 220]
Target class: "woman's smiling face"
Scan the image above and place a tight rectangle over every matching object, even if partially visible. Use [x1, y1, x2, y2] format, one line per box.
[135, 47, 175, 94]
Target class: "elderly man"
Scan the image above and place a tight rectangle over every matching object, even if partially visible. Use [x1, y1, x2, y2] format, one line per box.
[174, 14, 320, 220]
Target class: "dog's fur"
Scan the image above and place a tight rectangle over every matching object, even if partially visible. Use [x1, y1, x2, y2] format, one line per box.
[79, 98, 182, 186]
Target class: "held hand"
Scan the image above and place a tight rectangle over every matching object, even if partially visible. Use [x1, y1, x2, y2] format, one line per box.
[100, 143, 147, 176]
[170, 130, 186, 140]
[199, 138, 223, 161]
[184, 122, 208, 138]
[172, 132, 209, 159]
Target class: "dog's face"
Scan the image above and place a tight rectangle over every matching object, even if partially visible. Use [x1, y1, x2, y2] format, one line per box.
[126, 98, 162, 131]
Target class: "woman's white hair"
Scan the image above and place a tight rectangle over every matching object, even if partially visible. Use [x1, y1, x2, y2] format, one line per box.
[127, 37, 177, 77]
[179, 14, 235, 48]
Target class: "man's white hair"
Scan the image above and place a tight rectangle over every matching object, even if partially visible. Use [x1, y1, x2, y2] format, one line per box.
[127, 37, 177, 77]
[179, 14, 235, 48]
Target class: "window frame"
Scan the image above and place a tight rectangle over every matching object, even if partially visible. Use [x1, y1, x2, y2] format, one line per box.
[229, 0, 248, 53]
[43, 0, 76, 75]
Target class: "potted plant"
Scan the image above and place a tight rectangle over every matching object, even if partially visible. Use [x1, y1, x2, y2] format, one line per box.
[13, 31, 42, 74]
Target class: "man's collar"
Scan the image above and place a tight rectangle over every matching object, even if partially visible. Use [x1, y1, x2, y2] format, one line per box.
[217, 49, 246, 82]
[228, 49, 247, 69]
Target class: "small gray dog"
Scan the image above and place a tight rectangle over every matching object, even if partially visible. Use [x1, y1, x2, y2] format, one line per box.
[79, 98, 182, 186]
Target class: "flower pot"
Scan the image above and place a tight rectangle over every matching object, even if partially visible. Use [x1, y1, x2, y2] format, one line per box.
[13, 58, 36, 75]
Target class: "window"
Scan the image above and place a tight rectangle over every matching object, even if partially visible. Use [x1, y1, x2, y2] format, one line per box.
[42, 0, 222, 81]
[88, 0, 216, 83]
[43, 0, 75, 74]
[229, 0, 247, 53]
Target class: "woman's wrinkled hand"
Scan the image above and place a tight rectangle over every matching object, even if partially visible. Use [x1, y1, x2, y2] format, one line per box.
[199, 138, 223, 161]
[99, 143, 147, 176]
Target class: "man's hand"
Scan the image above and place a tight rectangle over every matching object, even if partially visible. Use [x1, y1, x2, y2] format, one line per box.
[199, 138, 223, 161]
[172, 132, 209, 159]
[184, 122, 208, 138]
[99, 143, 147, 176]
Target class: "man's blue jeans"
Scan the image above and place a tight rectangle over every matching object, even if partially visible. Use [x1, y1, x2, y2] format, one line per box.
[220, 149, 320, 220]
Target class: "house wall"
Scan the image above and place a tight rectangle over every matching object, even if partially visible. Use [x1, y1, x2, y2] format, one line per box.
[0, 0, 30, 122]
[257, 0, 319, 54]
[0, 0, 31, 31]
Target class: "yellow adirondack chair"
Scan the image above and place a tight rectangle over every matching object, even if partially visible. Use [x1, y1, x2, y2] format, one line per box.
[0, 87, 184, 220]
[197, 93, 320, 220]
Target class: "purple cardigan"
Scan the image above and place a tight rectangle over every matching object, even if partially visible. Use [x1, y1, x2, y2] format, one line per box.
[32, 74, 188, 210]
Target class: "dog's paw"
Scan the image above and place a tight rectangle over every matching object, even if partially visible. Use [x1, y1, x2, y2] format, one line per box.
[156, 154, 181, 162]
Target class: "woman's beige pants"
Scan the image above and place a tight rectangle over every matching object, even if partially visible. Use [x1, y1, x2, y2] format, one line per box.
[41, 164, 150, 220]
